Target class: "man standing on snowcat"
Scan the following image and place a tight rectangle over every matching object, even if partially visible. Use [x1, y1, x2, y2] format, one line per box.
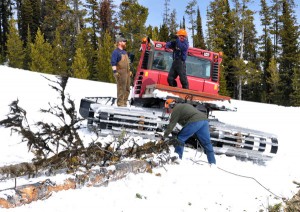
[111, 36, 131, 107]
[166, 29, 189, 89]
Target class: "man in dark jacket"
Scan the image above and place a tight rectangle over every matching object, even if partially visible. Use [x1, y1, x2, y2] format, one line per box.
[111, 36, 131, 107]
[165, 29, 189, 89]
[164, 101, 216, 165]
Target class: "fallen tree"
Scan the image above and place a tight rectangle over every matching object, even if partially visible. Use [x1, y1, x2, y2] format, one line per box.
[0, 157, 172, 209]
[0, 75, 174, 208]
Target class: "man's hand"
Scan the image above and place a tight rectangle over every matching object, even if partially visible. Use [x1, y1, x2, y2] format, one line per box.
[114, 72, 120, 78]
[163, 137, 170, 143]
[169, 33, 178, 41]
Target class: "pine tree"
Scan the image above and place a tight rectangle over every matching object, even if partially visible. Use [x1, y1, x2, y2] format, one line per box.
[266, 57, 280, 104]
[85, 0, 99, 50]
[0, 0, 13, 60]
[147, 26, 159, 40]
[163, 0, 170, 26]
[277, 0, 299, 105]
[168, 9, 178, 35]
[19, 0, 34, 45]
[119, 0, 148, 69]
[152, 26, 159, 41]
[159, 24, 169, 41]
[290, 66, 300, 106]
[74, 28, 95, 80]
[31, 0, 41, 40]
[182, 16, 186, 29]
[72, 0, 82, 35]
[99, 0, 116, 38]
[206, 0, 233, 97]
[85, 0, 101, 80]
[41, 0, 67, 43]
[6, 19, 25, 68]
[30, 28, 54, 74]
[185, 0, 197, 47]
[52, 29, 68, 75]
[259, 0, 273, 103]
[97, 30, 114, 83]
[72, 48, 90, 79]
[233, 0, 260, 101]
[23, 26, 32, 70]
[119, 0, 148, 50]
[194, 7, 206, 49]
[270, 0, 281, 59]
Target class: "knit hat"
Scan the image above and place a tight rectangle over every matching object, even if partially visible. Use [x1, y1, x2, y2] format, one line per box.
[116, 37, 127, 43]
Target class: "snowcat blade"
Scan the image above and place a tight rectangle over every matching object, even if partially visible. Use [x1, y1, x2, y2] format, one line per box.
[144, 84, 231, 102]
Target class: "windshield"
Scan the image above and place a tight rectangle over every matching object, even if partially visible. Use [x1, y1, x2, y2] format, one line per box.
[151, 50, 212, 79]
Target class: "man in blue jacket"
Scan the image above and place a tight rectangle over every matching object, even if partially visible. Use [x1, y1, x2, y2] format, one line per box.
[111, 36, 131, 107]
[165, 29, 189, 89]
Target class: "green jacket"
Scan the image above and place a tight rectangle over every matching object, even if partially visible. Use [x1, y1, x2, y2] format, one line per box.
[164, 103, 207, 137]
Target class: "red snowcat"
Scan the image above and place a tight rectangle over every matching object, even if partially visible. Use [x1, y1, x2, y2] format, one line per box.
[79, 38, 278, 163]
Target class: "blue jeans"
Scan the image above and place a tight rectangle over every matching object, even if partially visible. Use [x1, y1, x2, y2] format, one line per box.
[175, 120, 216, 164]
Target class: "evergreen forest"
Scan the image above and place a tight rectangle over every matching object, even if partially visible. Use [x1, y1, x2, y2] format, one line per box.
[0, 0, 299, 106]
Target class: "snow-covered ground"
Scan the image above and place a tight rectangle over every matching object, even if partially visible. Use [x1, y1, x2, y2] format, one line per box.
[0, 65, 299, 212]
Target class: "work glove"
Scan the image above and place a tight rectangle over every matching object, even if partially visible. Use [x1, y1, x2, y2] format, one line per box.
[169, 33, 178, 41]
[163, 137, 170, 143]
[113, 72, 120, 78]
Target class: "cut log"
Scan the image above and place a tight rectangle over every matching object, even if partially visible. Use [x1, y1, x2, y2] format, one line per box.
[0, 160, 153, 208]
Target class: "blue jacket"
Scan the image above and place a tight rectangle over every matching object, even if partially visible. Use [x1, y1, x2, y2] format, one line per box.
[166, 38, 189, 61]
[111, 48, 127, 66]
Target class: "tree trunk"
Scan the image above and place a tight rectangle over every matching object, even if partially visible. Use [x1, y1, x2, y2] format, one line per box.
[0, 160, 154, 208]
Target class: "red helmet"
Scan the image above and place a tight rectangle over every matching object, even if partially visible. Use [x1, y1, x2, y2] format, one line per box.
[176, 29, 187, 37]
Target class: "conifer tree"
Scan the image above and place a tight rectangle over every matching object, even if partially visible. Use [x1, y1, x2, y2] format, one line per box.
[72, 48, 90, 79]
[119, 0, 148, 70]
[259, 0, 273, 103]
[85, 0, 99, 50]
[232, 0, 260, 101]
[30, 28, 54, 74]
[75, 28, 96, 80]
[277, 0, 299, 105]
[19, 0, 35, 45]
[23, 26, 32, 70]
[0, 0, 13, 60]
[97, 31, 114, 83]
[84, 0, 101, 81]
[194, 7, 206, 49]
[290, 66, 300, 106]
[119, 0, 148, 53]
[270, 0, 281, 59]
[52, 29, 68, 75]
[185, 0, 197, 46]
[168, 9, 178, 35]
[152, 26, 159, 41]
[219, 65, 229, 96]
[99, 0, 116, 38]
[182, 16, 186, 29]
[266, 57, 280, 104]
[41, 0, 67, 43]
[163, 0, 170, 26]
[206, 0, 233, 97]
[146, 25, 153, 39]
[6, 19, 25, 69]
[31, 0, 41, 40]
[159, 24, 169, 41]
